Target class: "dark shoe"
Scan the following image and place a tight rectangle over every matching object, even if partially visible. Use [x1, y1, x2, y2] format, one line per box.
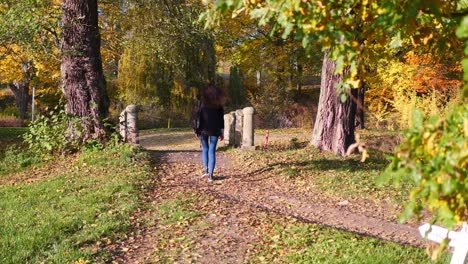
[208, 174, 213, 182]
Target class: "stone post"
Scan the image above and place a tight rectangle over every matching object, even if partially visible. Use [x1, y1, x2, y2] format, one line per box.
[223, 112, 236, 146]
[234, 110, 243, 147]
[126, 104, 139, 145]
[119, 109, 127, 141]
[242, 107, 255, 150]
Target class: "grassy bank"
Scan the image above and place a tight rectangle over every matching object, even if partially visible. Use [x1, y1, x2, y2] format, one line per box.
[0, 127, 27, 153]
[236, 137, 409, 204]
[0, 142, 151, 263]
[251, 220, 450, 263]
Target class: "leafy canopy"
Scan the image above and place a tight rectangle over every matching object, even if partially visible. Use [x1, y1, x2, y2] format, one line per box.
[203, 0, 464, 89]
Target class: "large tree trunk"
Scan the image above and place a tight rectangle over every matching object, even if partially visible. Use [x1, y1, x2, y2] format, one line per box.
[8, 61, 32, 120]
[311, 51, 357, 156]
[61, 0, 109, 140]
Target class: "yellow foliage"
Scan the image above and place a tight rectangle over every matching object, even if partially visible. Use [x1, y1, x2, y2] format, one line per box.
[365, 52, 462, 129]
[51, 0, 61, 6]
[0, 46, 27, 83]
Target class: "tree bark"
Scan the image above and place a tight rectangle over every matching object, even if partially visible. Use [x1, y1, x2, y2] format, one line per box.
[355, 86, 365, 129]
[61, 0, 109, 140]
[8, 82, 30, 120]
[311, 51, 357, 156]
[8, 61, 32, 120]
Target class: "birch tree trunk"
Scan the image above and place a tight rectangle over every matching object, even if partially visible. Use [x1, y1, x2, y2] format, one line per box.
[61, 0, 109, 140]
[311, 51, 357, 156]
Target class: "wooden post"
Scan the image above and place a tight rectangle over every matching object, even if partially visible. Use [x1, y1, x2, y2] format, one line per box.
[419, 223, 468, 264]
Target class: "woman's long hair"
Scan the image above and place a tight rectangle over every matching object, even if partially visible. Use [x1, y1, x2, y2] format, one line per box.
[202, 84, 225, 108]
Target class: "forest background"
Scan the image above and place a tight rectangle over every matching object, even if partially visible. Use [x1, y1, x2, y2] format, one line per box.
[0, 0, 462, 131]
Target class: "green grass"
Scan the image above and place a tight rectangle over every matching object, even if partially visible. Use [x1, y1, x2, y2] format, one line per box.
[0, 127, 27, 153]
[141, 127, 191, 134]
[0, 142, 150, 263]
[150, 195, 207, 263]
[240, 142, 410, 203]
[0, 126, 27, 138]
[0, 127, 36, 175]
[252, 221, 450, 264]
[158, 196, 201, 225]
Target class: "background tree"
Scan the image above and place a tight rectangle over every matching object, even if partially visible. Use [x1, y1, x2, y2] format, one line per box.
[215, 13, 322, 127]
[0, 0, 61, 119]
[117, 0, 216, 126]
[228, 65, 245, 108]
[204, 0, 464, 155]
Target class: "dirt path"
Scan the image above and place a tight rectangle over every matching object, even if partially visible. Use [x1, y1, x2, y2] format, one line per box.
[111, 130, 425, 263]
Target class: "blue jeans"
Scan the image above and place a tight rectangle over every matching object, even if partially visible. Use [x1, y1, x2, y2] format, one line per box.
[200, 133, 218, 176]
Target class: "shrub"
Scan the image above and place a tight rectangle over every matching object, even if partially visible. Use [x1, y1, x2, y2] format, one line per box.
[0, 105, 20, 117]
[22, 108, 82, 157]
[380, 104, 468, 228]
[365, 54, 462, 130]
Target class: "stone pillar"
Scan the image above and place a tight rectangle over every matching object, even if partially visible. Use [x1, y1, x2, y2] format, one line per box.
[234, 110, 243, 147]
[119, 109, 127, 141]
[126, 104, 139, 145]
[223, 112, 236, 146]
[242, 107, 255, 150]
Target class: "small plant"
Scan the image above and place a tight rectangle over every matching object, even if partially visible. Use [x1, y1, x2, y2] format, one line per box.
[22, 107, 82, 157]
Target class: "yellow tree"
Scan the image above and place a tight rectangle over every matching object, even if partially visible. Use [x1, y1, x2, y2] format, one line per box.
[204, 0, 464, 155]
[0, 0, 61, 119]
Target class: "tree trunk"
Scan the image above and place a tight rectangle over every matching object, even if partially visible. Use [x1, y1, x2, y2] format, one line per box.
[355, 86, 365, 129]
[8, 82, 30, 120]
[8, 61, 32, 120]
[311, 51, 357, 156]
[61, 0, 109, 140]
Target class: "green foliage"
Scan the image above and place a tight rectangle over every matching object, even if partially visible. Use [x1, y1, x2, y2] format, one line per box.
[228, 65, 246, 108]
[119, 0, 215, 97]
[380, 104, 468, 227]
[204, 0, 463, 86]
[253, 83, 292, 128]
[379, 13, 468, 230]
[0, 105, 20, 117]
[22, 108, 82, 157]
[158, 196, 201, 225]
[457, 14, 468, 99]
[116, 0, 215, 126]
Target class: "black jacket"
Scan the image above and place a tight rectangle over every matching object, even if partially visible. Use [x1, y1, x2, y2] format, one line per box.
[199, 106, 224, 136]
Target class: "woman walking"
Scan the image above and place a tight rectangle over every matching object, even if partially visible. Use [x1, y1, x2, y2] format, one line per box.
[197, 84, 225, 182]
